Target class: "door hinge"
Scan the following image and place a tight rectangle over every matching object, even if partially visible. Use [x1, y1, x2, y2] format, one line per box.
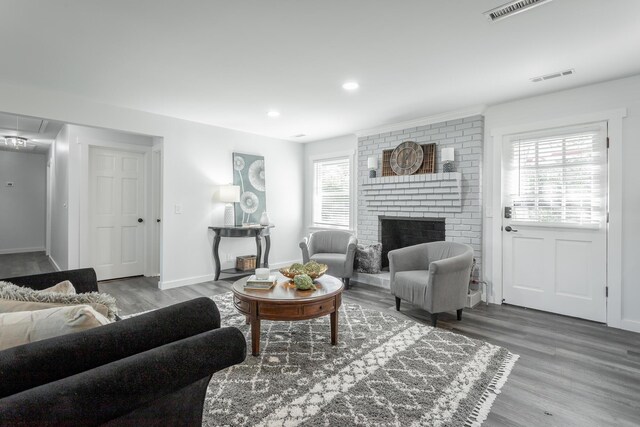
[606, 286, 609, 298]
[607, 137, 610, 149]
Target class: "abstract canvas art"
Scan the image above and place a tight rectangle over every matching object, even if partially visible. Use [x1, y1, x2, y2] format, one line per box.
[232, 152, 266, 225]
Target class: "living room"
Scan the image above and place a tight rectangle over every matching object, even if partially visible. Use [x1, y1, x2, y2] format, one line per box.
[1, 1, 639, 426]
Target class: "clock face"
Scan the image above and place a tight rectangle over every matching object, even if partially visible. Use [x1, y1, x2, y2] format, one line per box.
[390, 141, 423, 175]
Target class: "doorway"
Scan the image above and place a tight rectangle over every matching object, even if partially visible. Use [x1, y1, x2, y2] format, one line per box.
[501, 122, 608, 322]
[89, 146, 146, 280]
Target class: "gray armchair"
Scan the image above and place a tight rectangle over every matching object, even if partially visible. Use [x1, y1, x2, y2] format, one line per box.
[300, 230, 357, 289]
[388, 241, 474, 327]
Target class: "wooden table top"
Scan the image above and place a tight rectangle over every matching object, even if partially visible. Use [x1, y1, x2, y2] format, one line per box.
[232, 273, 343, 303]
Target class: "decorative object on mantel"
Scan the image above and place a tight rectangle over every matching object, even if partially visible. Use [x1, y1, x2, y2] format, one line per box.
[389, 140, 423, 175]
[382, 142, 436, 176]
[233, 152, 266, 225]
[367, 155, 378, 178]
[217, 184, 240, 227]
[442, 147, 455, 172]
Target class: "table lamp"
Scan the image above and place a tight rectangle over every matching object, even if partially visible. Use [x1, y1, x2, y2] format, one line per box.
[368, 155, 378, 178]
[218, 184, 240, 226]
[441, 147, 455, 172]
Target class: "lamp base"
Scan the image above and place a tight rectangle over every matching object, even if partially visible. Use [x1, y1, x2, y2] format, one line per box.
[224, 204, 235, 227]
[443, 161, 455, 173]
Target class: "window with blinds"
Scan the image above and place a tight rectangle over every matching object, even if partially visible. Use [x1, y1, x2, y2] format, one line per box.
[313, 157, 351, 228]
[505, 123, 607, 227]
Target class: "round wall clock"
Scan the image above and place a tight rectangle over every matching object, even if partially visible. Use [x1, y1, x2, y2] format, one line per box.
[390, 141, 423, 175]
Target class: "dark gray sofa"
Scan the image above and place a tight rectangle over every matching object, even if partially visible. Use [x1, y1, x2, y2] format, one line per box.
[0, 269, 247, 426]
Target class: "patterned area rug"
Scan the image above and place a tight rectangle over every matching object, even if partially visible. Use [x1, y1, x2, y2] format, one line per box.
[203, 293, 518, 426]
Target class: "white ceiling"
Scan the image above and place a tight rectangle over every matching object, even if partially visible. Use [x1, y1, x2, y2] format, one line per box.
[0, 112, 64, 154]
[0, 0, 639, 142]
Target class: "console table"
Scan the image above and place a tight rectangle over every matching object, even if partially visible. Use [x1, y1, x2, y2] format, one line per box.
[208, 225, 273, 281]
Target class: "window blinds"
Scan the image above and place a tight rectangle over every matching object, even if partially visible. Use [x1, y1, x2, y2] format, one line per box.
[505, 122, 607, 227]
[313, 157, 351, 228]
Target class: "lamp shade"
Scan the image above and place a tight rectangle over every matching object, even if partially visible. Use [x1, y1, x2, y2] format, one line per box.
[367, 155, 378, 170]
[441, 147, 455, 162]
[218, 185, 240, 203]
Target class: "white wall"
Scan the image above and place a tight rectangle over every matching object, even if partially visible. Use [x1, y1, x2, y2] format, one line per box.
[303, 134, 358, 234]
[0, 150, 46, 254]
[483, 74, 640, 332]
[0, 81, 305, 288]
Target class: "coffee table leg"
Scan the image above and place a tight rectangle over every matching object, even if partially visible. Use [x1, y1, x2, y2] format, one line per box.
[251, 316, 261, 356]
[330, 310, 338, 345]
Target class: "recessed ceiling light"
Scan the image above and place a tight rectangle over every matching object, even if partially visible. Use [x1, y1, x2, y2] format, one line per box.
[342, 81, 359, 91]
[267, 110, 280, 118]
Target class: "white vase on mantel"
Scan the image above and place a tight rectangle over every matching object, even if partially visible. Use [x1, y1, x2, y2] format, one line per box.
[259, 211, 270, 226]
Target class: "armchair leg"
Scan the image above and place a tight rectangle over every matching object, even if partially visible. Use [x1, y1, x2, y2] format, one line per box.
[395, 297, 401, 311]
[457, 308, 463, 321]
[430, 313, 439, 327]
[343, 278, 350, 290]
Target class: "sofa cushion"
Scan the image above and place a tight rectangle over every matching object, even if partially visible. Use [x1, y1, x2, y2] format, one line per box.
[0, 305, 111, 351]
[0, 281, 118, 321]
[0, 299, 110, 318]
[355, 243, 382, 273]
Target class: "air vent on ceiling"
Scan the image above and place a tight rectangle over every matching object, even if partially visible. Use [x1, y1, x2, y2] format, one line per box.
[484, 0, 554, 22]
[530, 69, 575, 83]
[292, 134, 307, 138]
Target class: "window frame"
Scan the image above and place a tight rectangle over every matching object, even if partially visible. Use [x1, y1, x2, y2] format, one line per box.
[310, 151, 354, 231]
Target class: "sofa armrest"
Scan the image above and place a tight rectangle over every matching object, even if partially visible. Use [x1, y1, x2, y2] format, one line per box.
[300, 237, 312, 262]
[0, 297, 221, 398]
[429, 251, 473, 276]
[0, 326, 246, 426]
[1, 268, 98, 294]
[427, 251, 473, 312]
[343, 236, 358, 276]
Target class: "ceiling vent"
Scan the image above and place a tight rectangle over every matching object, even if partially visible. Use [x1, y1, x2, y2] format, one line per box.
[530, 69, 575, 83]
[484, 0, 554, 22]
[292, 134, 307, 138]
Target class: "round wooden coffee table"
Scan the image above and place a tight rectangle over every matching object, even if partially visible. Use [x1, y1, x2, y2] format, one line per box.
[232, 273, 343, 356]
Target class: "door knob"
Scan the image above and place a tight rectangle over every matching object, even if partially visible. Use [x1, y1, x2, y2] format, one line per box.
[504, 225, 518, 232]
[138, 218, 144, 223]
[156, 219, 161, 223]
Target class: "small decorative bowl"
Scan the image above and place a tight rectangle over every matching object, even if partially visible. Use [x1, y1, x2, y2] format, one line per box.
[279, 264, 328, 280]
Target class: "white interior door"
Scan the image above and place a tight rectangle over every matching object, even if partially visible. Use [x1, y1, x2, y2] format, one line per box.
[90, 147, 145, 280]
[502, 122, 607, 322]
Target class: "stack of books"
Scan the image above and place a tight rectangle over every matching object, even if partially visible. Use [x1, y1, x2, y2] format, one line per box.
[244, 275, 277, 290]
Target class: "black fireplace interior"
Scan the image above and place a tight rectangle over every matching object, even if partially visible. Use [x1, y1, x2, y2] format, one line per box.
[380, 217, 445, 269]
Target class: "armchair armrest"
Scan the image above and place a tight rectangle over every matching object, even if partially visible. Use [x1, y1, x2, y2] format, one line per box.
[1, 268, 98, 294]
[300, 237, 312, 263]
[343, 236, 358, 276]
[429, 251, 473, 276]
[0, 297, 221, 398]
[0, 327, 247, 425]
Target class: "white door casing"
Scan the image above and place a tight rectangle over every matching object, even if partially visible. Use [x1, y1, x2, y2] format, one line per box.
[89, 147, 145, 280]
[501, 122, 607, 322]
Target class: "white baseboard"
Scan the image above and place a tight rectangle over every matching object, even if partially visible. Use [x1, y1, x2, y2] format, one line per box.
[48, 256, 62, 272]
[0, 247, 46, 255]
[159, 273, 216, 290]
[157, 260, 303, 290]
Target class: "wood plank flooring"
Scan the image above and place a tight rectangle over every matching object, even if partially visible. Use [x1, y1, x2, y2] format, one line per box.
[2, 252, 639, 426]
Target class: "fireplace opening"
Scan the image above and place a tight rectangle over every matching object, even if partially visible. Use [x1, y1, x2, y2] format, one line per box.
[379, 217, 445, 270]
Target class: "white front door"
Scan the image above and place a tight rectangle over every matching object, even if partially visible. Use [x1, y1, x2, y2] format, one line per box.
[502, 122, 608, 322]
[89, 147, 145, 280]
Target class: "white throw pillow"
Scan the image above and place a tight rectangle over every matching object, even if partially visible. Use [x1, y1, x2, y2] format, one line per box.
[0, 305, 111, 351]
[42, 280, 76, 294]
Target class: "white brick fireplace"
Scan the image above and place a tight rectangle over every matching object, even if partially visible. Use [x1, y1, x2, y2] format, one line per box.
[355, 115, 483, 287]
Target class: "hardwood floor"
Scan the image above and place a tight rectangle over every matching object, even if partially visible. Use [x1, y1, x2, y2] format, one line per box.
[0, 251, 56, 278]
[2, 252, 639, 426]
